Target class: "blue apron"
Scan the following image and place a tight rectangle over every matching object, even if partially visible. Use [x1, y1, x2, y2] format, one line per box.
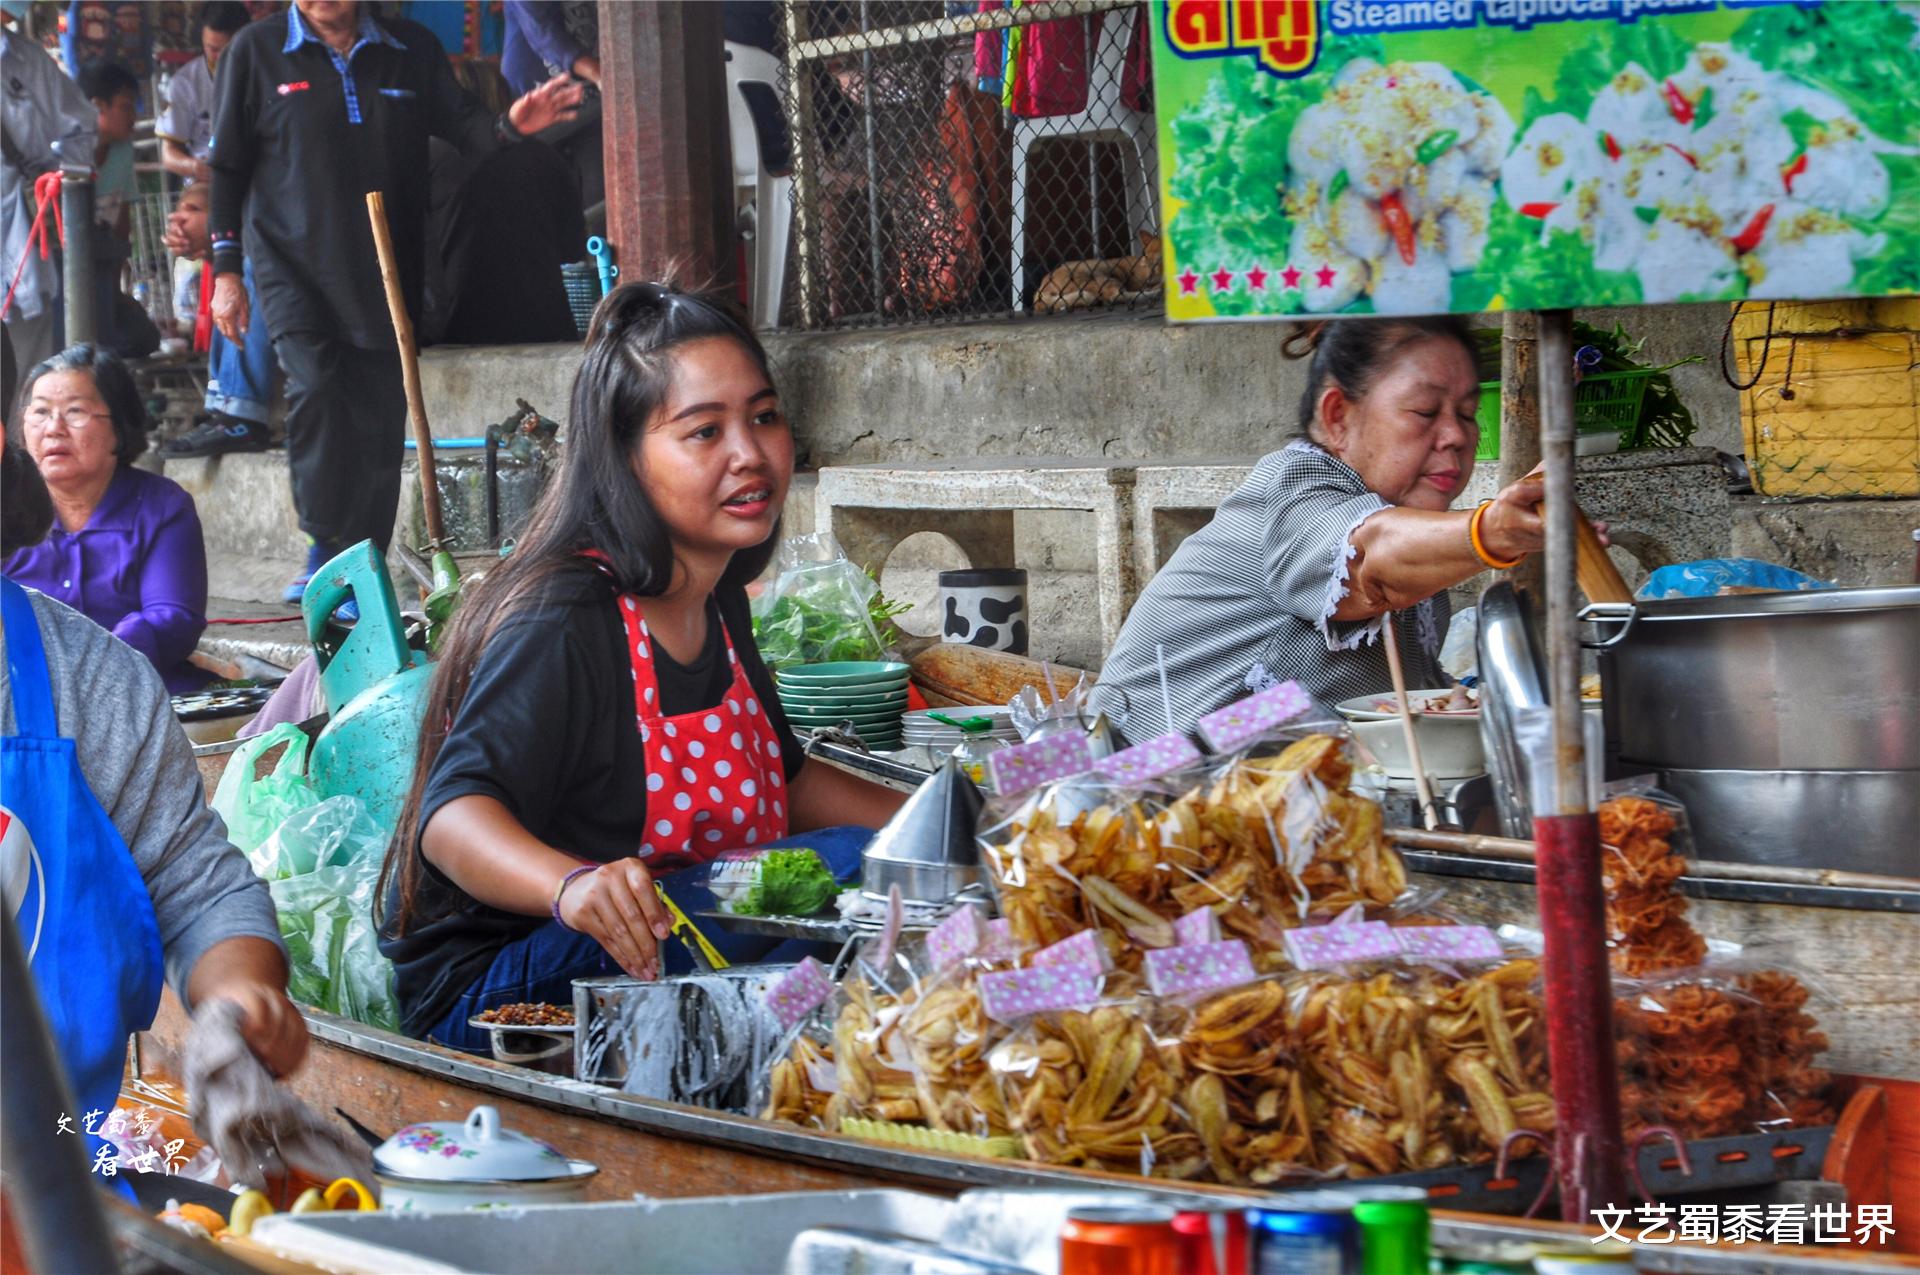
[2, 577, 164, 1171]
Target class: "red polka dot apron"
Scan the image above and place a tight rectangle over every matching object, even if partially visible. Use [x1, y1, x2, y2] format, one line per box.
[613, 594, 789, 868]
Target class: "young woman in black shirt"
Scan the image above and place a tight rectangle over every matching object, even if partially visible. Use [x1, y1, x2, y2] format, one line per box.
[377, 283, 904, 1050]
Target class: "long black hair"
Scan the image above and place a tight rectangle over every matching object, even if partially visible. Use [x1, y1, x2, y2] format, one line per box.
[1281, 317, 1482, 443]
[380, 281, 782, 935]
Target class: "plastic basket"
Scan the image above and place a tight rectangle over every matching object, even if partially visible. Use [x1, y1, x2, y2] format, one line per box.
[561, 262, 599, 336]
[1475, 368, 1657, 461]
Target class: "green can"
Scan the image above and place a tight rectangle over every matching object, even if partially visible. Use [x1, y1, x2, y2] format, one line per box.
[1341, 1187, 1430, 1275]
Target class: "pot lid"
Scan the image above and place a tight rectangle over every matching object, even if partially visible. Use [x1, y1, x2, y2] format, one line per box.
[373, 1105, 590, 1182]
[1631, 583, 1920, 621]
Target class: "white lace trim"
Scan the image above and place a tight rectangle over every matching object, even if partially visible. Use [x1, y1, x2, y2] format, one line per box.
[1319, 500, 1390, 653]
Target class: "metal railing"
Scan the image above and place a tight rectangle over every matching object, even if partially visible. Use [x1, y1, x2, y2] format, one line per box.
[773, 0, 1160, 329]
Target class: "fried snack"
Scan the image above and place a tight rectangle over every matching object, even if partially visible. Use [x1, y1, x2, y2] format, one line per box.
[1614, 980, 1758, 1140]
[1738, 970, 1835, 1128]
[1417, 960, 1554, 1158]
[897, 974, 1012, 1137]
[832, 972, 925, 1125]
[763, 1036, 837, 1129]
[1599, 794, 1703, 976]
[1286, 972, 1463, 1177]
[990, 1005, 1207, 1179]
[986, 734, 1409, 970]
[1175, 980, 1319, 1185]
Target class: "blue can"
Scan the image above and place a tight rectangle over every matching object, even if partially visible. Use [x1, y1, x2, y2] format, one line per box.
[1252, 1197, 1358, 1275]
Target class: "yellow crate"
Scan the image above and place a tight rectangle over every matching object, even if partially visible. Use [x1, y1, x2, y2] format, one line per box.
[1736, 312, 1920, 498]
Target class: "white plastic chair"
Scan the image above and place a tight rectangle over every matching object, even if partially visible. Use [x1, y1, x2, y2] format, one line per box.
[1009, 11, 1156, 311]
[725, 41, 793, 330]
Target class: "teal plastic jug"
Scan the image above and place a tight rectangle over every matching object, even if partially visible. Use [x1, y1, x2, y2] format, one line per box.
[304, 542, 432, 831]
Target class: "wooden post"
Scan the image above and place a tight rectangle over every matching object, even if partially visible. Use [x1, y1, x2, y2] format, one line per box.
[599, 0, 737, 290]
[1533, 308, 1627, 1224]
[1498, 311, 1543, 598]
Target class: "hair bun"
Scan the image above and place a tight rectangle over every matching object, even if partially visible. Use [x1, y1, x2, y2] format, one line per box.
[1280, 321, 1327, 361]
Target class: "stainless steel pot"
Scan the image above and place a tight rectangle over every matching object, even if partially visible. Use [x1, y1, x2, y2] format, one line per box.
[1588, 585, 1920, 872]
[1589, 586, 1920, 771]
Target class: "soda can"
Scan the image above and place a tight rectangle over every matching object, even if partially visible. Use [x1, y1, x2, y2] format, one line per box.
[1170, 1204, 1250, 1275]
[1062, 1204, 1181, 1275]
[1339, 1186, 1429, 1275]
[1251, 1196, 1357, 1275]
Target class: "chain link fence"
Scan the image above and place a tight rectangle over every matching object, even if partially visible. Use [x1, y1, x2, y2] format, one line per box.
[768, 0, 1159, 330]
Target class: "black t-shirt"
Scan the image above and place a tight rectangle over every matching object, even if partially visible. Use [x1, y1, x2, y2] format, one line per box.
[379, 562, 804, 1037]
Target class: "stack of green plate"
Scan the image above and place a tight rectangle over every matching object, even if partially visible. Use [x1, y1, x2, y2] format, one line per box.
[774, 661, 910, 750]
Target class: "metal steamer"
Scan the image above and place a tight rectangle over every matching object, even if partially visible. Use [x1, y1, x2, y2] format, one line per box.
[1584, 585, 1920, 875]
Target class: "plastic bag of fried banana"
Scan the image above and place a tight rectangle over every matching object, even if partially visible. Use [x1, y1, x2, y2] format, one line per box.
[1408, 958, 1555, 1162]
[980, 732, 1410, 972]
[759, 965, 843, 1131]
[1150, 971, 1326, 1187]
[986, 994, 1210, 1181]
[890, 918, 1029, 1138]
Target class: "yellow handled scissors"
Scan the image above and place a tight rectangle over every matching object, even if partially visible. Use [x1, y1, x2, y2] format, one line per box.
[654, 883, 728, 971]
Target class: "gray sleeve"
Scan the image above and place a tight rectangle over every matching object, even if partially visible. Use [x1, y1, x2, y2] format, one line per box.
[29, 595, 284, 1006]
[1261, 447, 1391, 652]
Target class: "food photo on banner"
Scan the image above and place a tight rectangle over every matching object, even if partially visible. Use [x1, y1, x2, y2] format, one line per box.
[1151, 0, 1920, 319]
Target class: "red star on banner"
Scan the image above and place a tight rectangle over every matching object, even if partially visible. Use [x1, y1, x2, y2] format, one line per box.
[1280, 264, 1303, 290]
[1246, 265, 1268, 291]
[1178, 269, 1199, 295]
[1315, 263, 1338, 288]
[1210, 267, 1235, 292]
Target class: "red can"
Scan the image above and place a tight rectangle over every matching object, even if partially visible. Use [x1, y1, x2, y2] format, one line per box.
[1173, 1205, 1251, 1275]
[1062, 1205, 1181, 1275]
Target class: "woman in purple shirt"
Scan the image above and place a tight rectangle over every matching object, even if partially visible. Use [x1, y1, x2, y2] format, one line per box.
[5, 344, 212, 693]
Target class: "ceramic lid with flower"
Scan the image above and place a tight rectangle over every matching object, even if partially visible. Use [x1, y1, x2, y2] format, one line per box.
[373, 1105, 595, 1183]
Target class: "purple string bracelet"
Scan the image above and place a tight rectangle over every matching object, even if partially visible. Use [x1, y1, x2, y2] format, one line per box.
[551, 864, 599, 930]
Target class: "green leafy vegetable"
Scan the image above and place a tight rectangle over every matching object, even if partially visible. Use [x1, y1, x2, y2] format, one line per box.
[751, 564, 911, 672]
[1733, 2, 1920, 147]
[733, 849, 839, 917]
[1165, 34, 1383, 318]
[1471, 320, 1702, 451]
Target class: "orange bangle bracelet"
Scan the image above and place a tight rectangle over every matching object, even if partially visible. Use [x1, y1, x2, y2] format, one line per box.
[1470, 499, 1524, 570]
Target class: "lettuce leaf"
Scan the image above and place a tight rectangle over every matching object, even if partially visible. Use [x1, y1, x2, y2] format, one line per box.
[1733, 2, 1920, 147]
[734, 848, 839, 917]
[1165, 35, 1384, 318]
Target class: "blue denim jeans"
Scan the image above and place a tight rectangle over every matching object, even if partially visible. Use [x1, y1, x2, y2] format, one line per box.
[426, 826, 874, 1055]
[206, 259, 275, 425]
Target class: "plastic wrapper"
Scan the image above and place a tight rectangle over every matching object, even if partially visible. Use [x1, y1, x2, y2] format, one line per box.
[1008, 673, 1091, 741]
[1734, 966, 1836, 1129]
[1705, 945, 1838, 1131]
[1409, 959, 1554, 1161]
[708, 847, 840, 917]
[982, 731, 1411, 981]
[1613, 968, 1762, 1141]
[893, 916, 1028, 1137]
[750, 533, 898, 671]
[1598, 786, 1707, 977]
[213, 722, 321, 858]
[259, 796, 401, 1032]
[1162, 973, 1320, 1185]
[760, 959, 842, 1130]
[987, 997, 1208, 1180]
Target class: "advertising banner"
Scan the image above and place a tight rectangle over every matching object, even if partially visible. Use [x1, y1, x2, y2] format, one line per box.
[1151, 1, 1920, 319]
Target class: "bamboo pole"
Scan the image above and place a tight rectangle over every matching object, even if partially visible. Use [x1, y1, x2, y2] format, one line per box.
[365, 191, 446, 554]
[1386, 826, 1918, 892]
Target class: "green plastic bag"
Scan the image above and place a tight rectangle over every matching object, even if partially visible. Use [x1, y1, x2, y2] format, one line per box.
[256, 795, 401, 1033]
[212, 723, 320, 858]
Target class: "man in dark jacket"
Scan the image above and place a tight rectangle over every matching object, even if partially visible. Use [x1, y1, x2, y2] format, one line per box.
[207, 0, 580, 604]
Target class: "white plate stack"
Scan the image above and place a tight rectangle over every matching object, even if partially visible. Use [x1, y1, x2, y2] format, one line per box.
[900, 707, 1022, 753]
